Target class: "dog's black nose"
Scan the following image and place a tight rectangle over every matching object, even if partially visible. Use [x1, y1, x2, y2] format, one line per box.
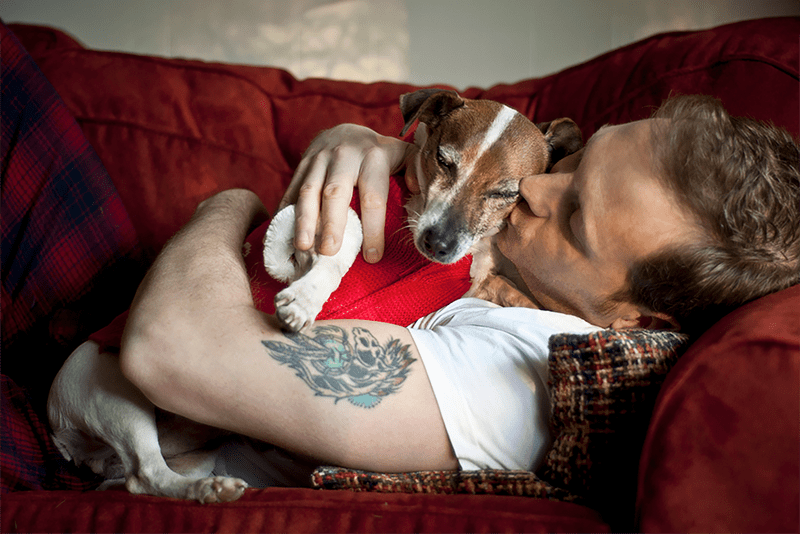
[421, 228, 455, 261]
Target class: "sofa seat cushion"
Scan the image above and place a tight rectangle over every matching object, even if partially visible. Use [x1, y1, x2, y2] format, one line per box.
[0, 487, 609, 533]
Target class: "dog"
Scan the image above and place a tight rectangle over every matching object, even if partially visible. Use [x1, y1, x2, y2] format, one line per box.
[265, 88, 583, 331]
[47, 89, 582, 503]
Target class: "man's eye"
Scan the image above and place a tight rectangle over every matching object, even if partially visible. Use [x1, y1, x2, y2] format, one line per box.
[569, 206, 584, 250]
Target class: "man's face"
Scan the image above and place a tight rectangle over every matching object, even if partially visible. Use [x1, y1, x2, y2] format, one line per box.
[496, 119, 697, 328]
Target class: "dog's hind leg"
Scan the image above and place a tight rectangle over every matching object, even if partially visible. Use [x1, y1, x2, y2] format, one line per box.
[48, 341, 247, 502]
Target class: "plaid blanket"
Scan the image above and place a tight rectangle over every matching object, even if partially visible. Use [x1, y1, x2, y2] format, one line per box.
[1, 23, 138, 492]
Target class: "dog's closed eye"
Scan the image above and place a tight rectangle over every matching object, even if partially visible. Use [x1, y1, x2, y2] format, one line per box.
[486, 190, 519, 201]
[437, 145, 460, 171]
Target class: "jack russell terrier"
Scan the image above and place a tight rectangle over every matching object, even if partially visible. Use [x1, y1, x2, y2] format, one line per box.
[265, 88, 582, 331]
[47, 89, 582, 502]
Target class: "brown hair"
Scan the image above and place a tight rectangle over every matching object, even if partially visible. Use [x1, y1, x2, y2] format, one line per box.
[618, 95, 800, 336]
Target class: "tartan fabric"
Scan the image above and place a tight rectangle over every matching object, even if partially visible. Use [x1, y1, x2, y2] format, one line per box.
[314, 328, 688, 519]
[1, 23, 139, 492]
[1, 22, 139, 351]
[540, 329, 688, 523]
[312, 466, 577, 502]
[1, 375, 101, 492]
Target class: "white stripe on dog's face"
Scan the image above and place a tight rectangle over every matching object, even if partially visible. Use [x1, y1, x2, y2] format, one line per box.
[475, 105, 518, 166]
[416, 104, 518, 232]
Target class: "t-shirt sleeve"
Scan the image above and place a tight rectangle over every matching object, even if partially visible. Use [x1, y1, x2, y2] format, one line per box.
[407, 298, 599, 471]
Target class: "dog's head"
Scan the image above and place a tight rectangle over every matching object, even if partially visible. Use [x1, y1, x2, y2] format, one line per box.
[399, 88, 582, 264]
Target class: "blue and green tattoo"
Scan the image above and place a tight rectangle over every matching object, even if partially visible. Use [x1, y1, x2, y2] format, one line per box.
[262, 325, 415, 408]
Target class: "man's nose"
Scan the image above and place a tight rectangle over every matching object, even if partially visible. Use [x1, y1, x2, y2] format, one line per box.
[519, 173, 565, 219]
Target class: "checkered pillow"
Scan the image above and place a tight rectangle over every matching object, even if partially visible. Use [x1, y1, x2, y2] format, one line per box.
[313, 466, 577, 501]
[540, 329, 687, 516]
[313, 328, 688, 512]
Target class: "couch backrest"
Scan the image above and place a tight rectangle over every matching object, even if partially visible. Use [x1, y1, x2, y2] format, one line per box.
[13, 17, 799, 261]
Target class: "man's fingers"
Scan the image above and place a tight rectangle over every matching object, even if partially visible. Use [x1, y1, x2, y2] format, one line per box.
[360, 193, 387, 264]
[280, 125, 412, 259]
[291, 153, 328, 251]
[317, 148, 361, 255]
[358, 148, 391, 263]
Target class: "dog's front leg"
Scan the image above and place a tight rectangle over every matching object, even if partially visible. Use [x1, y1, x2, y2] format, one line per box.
[267, 206, 363, 332]
[465, 237, 540, 309]
[274, 252, 352, 331]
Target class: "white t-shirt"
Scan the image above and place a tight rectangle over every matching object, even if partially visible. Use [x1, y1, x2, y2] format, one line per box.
[219, 297, 599, 487]
[407, 298, 600, 472]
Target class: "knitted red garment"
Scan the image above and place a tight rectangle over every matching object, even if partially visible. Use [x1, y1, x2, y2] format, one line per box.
[247, 176, 472, 325]
[90, 176, 472, 351]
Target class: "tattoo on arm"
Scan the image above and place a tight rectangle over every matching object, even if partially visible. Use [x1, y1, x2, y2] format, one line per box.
[262, 325, 416, 408]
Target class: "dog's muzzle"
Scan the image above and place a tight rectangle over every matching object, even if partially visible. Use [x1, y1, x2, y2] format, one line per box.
[416, 218, 473, 264]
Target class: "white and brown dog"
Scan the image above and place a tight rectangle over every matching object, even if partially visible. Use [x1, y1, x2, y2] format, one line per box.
[266, 88, 582, 331]
[47, 89, 582, 503]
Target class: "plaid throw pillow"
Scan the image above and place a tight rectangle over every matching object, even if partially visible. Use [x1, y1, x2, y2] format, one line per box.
[1, 23, 140, 493]
[313, 328, 688, 514]
[540, 328, 688, 522]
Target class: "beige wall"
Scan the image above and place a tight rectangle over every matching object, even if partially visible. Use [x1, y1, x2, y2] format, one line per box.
[2, 0, 797, 90]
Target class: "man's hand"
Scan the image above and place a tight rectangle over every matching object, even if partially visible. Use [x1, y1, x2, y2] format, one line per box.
[279, 124, 415, 263]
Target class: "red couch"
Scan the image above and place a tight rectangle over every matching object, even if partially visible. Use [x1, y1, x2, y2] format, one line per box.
[2, 18, 798, 533]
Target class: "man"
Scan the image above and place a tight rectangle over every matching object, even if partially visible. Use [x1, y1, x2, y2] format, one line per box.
[119, 95, 799, 477]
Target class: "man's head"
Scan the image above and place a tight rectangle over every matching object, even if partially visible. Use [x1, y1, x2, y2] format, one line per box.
[617, 95, 800, 336]
[497, 95, 799, 336]
[496, 116, 697, 330]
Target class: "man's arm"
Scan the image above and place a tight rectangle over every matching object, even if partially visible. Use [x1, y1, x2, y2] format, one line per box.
[119, 189, 456, 472]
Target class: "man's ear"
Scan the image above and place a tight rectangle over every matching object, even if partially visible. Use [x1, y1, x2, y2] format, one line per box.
[610, 310, 680, 331]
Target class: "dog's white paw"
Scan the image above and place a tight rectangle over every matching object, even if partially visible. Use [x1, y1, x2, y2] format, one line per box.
[274, 286, 324, 332]
[189, 476, 248, 503]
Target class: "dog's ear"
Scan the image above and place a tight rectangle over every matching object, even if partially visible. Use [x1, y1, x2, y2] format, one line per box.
[399, 89, 465, 137]
[536, 118, 583, 170]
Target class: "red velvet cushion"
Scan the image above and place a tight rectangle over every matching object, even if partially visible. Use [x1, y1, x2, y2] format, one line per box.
[637, 284, 800, 533]
[1, 487, 609, 533]
[498, 20, 800, 138]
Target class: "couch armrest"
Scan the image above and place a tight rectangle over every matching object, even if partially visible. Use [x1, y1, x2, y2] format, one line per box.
[636, 284, 800, 532]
